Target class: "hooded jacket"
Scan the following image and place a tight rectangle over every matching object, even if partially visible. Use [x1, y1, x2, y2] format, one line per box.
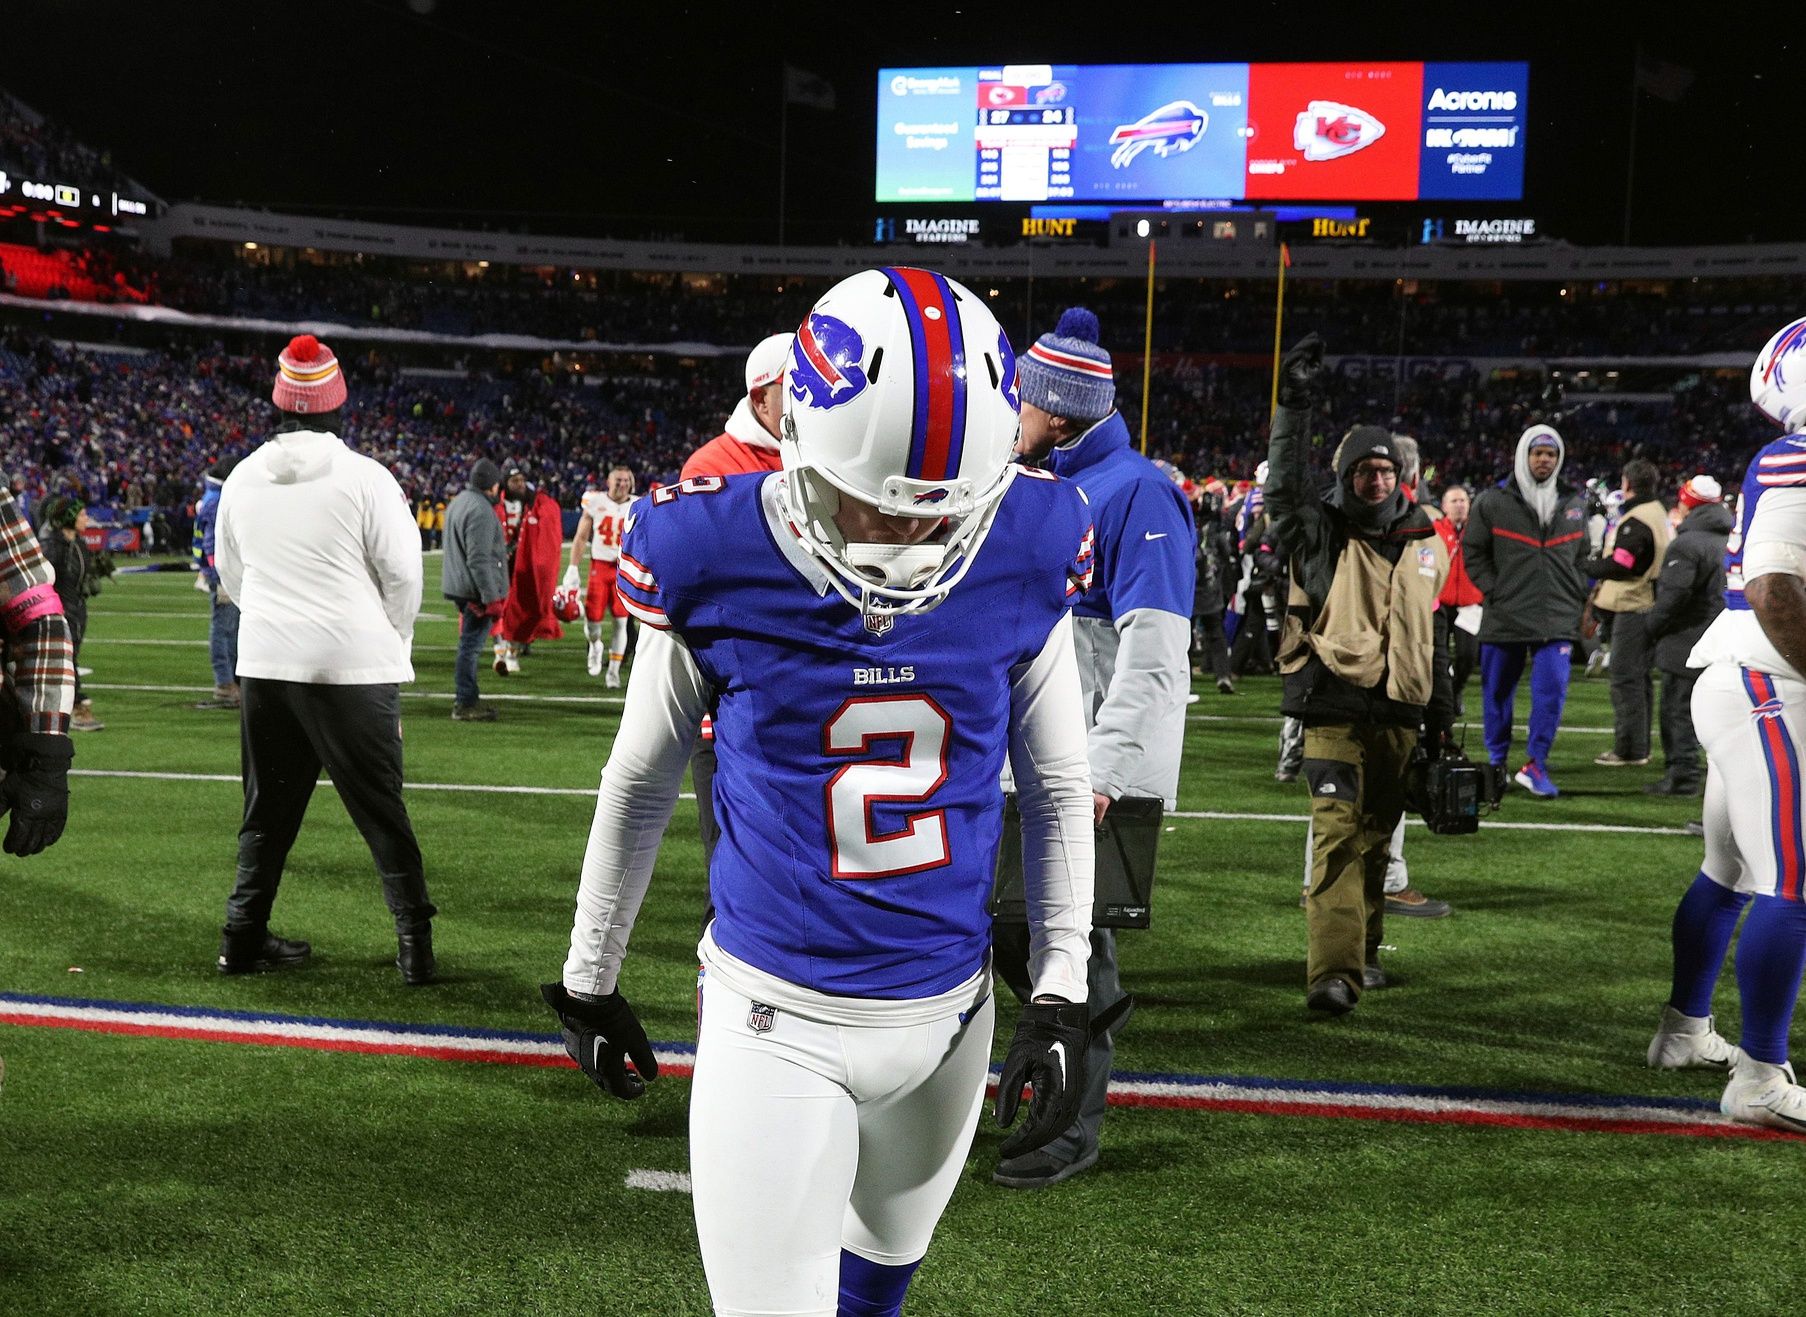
[1462, 433, 1590, 643]
[1645, 500, 1733, 673]
[1265, 405, 1452, 728]
[442, 483, 508, 606]
[216, 428, 422, 685]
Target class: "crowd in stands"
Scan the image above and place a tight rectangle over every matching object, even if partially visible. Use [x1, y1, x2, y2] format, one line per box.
[127, 250, 1806, 361]
[0, 314, 1773, 553]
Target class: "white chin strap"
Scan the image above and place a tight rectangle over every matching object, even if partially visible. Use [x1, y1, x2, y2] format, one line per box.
[843, 542, 943, 591]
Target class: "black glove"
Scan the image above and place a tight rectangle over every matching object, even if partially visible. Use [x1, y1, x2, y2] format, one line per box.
[1277, 332, 1327, 410]
[540, 981, 658, 1099]
[2, 732, 72, 857]
[993, 998, 1089, 1158]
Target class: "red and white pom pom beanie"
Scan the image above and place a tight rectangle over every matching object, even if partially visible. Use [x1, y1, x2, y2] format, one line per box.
[272, 334, 347, 414]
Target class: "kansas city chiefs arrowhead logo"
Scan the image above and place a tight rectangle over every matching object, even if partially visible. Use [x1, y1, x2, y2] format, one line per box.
[1293, 100, 1385, 162]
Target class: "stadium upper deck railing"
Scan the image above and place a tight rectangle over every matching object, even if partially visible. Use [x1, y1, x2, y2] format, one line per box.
[140, 202, 1806, 284]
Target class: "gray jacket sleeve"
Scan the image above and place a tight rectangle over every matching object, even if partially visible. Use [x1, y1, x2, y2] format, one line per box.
[1084, 607, 1192, 809]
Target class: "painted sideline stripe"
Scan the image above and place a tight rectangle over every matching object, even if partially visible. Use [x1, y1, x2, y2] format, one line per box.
[1, 994, 1790, 1142]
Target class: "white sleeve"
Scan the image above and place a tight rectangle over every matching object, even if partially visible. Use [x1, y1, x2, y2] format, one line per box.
[1008, 612, 1096, 1003]
[215, 484, 243, 604]
[1088, 607, 1192, 804]
[1742, 488, 1806, 583]
[562, 624, 710, 996]
[366, 469, 424, 644]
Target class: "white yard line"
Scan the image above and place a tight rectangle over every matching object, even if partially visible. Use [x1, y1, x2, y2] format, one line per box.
[69, 769, 1684, 834]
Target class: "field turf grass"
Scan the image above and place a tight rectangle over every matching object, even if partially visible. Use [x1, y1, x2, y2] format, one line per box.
[2, 562, 1800, 1315]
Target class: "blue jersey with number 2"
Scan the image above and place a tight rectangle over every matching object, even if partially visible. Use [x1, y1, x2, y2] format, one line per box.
[618, 470, 1092, 999]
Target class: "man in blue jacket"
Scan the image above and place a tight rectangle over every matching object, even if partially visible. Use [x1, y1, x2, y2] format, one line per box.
[993, 307, 1196, 1189]
[191, 457, 241, 710]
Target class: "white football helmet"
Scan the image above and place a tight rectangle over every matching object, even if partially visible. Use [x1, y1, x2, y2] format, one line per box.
[1752, 317, 1806, 432]
[780, 267, 1021, 620]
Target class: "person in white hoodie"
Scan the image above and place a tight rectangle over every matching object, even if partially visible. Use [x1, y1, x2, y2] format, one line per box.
[214, 335, 435, 986]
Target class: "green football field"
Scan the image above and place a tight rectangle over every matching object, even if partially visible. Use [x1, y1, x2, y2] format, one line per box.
[2, 562, 1799, 1316]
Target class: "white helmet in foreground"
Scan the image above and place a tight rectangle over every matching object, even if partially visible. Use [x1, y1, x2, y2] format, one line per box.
[781, 267, 1021, 620]
[1751, 317, 1806, 433]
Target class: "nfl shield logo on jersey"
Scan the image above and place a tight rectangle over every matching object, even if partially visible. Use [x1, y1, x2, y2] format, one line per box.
[747, 1003, 777, 1033]
[863, 611, 895, 636]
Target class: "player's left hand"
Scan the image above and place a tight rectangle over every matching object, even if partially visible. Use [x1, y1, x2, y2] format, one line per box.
[1092, 792, 1112, 824]
[540, 981, 659, 1099]
[561, 566, 579, 592]
[994, 998, 1089, 1158]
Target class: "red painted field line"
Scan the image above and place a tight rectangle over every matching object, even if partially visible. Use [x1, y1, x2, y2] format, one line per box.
[7, 1011, 1796, 1142]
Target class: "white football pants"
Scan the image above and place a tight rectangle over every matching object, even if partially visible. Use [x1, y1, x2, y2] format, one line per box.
[689, 973, 994, 1317]
[1697, 664, 1806, 898]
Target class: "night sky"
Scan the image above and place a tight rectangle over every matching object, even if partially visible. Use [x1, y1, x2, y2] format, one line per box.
[0, 1, 1791, 248]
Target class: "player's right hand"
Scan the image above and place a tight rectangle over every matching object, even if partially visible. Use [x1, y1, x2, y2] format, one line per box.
[540, 982, 659, 1099]
[1277, 332, 1327, 410]
[561, 566, 579, 592]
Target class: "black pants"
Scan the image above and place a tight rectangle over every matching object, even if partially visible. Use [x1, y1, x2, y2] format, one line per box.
[1443, 607, 1478, 712]
[225, 678, 433, 933]
[1192, 608, 1232, 682]
[1230, 593, 1274, 675]
[1608, 609, 1656, 760]
[1659, 668, 1703, 784]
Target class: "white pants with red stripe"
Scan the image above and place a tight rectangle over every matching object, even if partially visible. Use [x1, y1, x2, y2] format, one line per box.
[688, 972, 993, 1316]
[1697, 663, 1806, 899]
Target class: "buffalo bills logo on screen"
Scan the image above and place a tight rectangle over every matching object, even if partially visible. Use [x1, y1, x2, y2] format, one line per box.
[997, 328, 1020, 413]
[790, 314, 868, 412]
[1293, 101, 1385, 162]
[1108, 100, 1207, 170]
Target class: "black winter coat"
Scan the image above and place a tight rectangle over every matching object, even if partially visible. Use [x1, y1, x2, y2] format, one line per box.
[1462, 479, 1590, 643]
[1645, 501, 1733, 674]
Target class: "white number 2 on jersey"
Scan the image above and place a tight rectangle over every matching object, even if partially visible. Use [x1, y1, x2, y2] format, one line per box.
[823, 695, 952, 879]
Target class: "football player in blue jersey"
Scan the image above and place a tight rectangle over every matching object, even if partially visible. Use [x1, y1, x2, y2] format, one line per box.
[990, 307, 1196, 1189]
[1650, 316, 1806, 1132]
[545, 267, 1098, 1316]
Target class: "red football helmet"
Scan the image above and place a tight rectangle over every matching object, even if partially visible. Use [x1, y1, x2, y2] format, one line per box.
[551, 584, 582, 623]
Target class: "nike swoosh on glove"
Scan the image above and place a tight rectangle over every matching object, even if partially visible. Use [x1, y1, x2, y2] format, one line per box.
[993, 999, 1090, 1158]
[2, 732, 73, 857]
[540, 981, 659, 1099]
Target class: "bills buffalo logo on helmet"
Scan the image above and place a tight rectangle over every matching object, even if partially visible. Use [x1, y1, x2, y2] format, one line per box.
[790, 312, 869, 412]
[912, 488, 950, 506]
[1753, 697, 1787, 723]
[1108, 100, 1208, 170]
[1293, 101, 1385, 162]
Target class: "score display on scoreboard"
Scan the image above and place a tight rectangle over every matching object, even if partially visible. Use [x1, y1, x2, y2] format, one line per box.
[876, 61, 1527, 205]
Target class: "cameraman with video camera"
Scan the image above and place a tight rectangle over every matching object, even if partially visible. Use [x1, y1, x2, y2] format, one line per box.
[1265, 334, 1454, 1017]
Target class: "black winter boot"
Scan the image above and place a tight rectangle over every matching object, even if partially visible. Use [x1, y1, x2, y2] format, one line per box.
[396, 923, 437, 986]
[217, 925, 311, 975]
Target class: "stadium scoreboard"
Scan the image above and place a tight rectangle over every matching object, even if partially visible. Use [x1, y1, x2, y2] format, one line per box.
[877, 61, 1528, 205]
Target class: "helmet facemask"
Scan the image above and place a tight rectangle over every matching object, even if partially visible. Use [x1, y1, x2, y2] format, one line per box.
[779, 432, 1015, 622]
